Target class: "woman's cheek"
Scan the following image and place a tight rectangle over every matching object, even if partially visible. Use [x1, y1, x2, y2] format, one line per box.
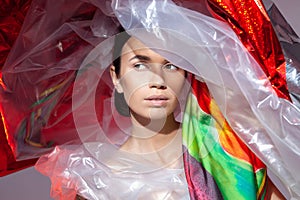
[166, 77, 185, 96]
[121, 70, 152, 88]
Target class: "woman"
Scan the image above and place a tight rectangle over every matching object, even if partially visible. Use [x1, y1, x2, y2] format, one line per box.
[35, 31, 285, 199]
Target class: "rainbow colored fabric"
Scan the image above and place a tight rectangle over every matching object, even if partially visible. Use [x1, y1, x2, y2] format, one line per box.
[182, 77, 267, 200]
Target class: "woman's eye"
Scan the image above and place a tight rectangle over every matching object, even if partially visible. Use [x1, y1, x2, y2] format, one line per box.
[134, 63, 148, 70]
[163, 64, 179, 71]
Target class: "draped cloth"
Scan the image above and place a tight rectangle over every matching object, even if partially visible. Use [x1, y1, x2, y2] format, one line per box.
[0, 0, 35, 176]
[1, 0, 300, 199]
[182, 77, 267, 199]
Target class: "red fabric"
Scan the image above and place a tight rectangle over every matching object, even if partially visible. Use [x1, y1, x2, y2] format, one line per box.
[0, 0, 101, 176]
[0, 0, 32, 69]
[0, 113, 37, 177]
[0, 0, 35, 176]
[191, 76, 211, 114]
[207, 0, 291, 101]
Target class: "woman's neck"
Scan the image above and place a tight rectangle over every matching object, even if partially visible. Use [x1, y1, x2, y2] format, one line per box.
[121, 113, 182, 154]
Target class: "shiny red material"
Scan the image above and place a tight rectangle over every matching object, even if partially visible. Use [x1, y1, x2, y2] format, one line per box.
[0, 114, 37, 176]
[0, 0, 32, 69]
[207, 0, 291, 101]
[0, 0, 35, 176]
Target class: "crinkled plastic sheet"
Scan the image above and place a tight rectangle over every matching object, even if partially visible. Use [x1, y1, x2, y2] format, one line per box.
[113, 1, 300, 198]
[37, 143, 189, 200]
[1, 0, 300, 199]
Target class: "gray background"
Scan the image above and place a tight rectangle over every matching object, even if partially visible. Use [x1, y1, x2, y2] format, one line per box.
[0, 167, 52, 200]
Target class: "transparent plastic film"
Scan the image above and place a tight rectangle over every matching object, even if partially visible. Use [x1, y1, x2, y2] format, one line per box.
[0, 0, 122, 159]
[36, 143, 189, 200]
[286, 57, 300, 108]
[112, 0, 300, 198]
[0, 0, 299, 199]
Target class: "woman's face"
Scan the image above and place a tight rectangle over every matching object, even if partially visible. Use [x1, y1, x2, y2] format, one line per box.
[111, 37, 186, 121]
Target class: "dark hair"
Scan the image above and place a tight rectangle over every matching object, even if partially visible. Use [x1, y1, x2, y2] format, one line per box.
[112, 29, 131, 77]
[112, 28, 131, 116]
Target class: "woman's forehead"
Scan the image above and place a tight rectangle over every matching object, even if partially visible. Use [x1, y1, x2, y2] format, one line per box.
[121, 37, 166, 61]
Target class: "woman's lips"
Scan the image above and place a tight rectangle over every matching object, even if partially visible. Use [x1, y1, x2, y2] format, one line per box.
[144, 95, 169, 107]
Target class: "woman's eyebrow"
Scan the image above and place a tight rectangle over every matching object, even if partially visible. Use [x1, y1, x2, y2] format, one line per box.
[129, 55, 151, 62]
[129, 55, 169, 64]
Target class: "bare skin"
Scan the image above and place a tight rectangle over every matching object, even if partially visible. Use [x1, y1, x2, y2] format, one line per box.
[110, 37, 186, 168]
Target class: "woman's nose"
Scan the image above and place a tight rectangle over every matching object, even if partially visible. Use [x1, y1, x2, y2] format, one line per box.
[149, 81, 167, 89]
[148, 70, 166, 89]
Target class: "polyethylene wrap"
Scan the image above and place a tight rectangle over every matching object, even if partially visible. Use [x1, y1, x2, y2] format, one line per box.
[37, 143, 189, 200]
[1, 0, 300, 199]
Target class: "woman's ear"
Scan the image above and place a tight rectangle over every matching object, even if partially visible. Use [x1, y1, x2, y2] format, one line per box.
[110, 65, 123, 93]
